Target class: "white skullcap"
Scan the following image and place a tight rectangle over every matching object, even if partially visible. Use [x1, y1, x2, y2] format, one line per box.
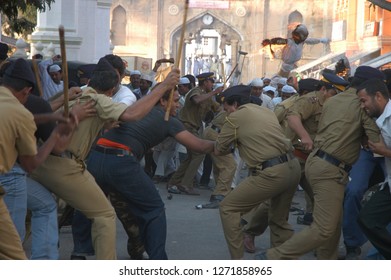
[281, 85, 296, 94]
[278, 77, 287, 85]
[178, 77, 190, 85]
[130, 70, 141, 76]
[263, 85, 276, 93]
[140, 74, 154, 83]
[251, 78, 264, 87]
[48, 64, 61, 73]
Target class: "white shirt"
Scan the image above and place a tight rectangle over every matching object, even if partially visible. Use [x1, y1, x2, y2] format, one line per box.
[260, 93, 275, 111]
[375, 99, 391, 192]
[112, 85, 137, 106]
[38, 59, 64, 101]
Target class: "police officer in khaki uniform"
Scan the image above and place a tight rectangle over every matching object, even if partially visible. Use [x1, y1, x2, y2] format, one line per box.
[286, 72, 350, 224]
[197, 110, 237, 209]
[0, 58, 75, 259]
[31, 58, 180, 259]
[241, 78, 322, 253]
[260, 66, 383, 260]
[214, 85, 301, 259]
[168, 72, 222, 195]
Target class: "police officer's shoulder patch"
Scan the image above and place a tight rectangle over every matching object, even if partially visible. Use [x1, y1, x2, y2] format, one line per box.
[307, 96, 319, 104]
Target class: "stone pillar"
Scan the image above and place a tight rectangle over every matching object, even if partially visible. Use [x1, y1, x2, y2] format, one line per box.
[230, 39, 239, 67]
[30, 0, 112, 62]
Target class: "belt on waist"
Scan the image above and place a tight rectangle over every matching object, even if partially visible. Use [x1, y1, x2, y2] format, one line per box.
[95, 145, 133, 156]
[210, 124, 221, 133]
[250, 152, 295, 174]
[314, 150, 351, 173]
[293, 148, 309, 160]
[261, 152, 295, 170]
[50, 150, 74, 159]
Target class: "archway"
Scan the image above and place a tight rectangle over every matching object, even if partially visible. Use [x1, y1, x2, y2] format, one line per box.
[171, 13, 242, 83]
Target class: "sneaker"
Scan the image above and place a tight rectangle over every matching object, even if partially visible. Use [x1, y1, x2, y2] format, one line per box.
[345, 246, 361, 260]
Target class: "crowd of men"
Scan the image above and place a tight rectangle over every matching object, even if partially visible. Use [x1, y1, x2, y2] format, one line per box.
[0, 40, 391, 260]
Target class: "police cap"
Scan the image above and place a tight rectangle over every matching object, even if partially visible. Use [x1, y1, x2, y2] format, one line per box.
[221, 85, 251, 101]
[4, 58, 36, 88]
[298, 78, 320, 93]
[77, 64, 97, 79]
[196, 72, 215, 81]
[321, 72, 349, 92]
[354, 66, 385, 81]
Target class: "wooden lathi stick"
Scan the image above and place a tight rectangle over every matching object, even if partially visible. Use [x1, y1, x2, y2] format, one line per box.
[32, 59, 43, 98]
[164, 0, 189, 121]
[59, 25, 69, 116]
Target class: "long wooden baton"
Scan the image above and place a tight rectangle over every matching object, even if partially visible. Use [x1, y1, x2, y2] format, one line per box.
[225, 63, 238, 84]
[59, 25, 69, 116]
[221, 60, 226, 88]
[164, 0, 189, 121]
[32, 59, 43, 98]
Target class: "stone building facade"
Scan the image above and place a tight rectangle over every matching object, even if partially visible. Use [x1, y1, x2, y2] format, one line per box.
[30, 0, 334, 82]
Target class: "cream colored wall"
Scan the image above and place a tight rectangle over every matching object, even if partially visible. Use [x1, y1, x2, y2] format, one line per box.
[111, 0, 333, 81]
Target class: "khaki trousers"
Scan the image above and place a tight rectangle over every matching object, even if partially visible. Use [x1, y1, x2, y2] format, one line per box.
[169, 126, 204, 189]
[267, 154, 348, 259]
[220, 158, 301, 259]
[203, 127, 237, 197]
[242, 157, 313, 237]
[31, 155, 117, 259]
[0, 186, 27, 260]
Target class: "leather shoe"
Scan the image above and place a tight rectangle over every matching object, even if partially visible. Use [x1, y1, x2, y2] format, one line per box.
[243, 233, 256, 253]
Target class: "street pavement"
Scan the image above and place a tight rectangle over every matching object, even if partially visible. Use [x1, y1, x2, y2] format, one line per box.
[23, 175, 372, 260]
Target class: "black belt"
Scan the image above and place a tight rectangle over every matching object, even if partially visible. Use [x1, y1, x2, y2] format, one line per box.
[261, 152, 295, 170]
[210, 124, 221, 133]
[95, 145, 133, 156]
[315, 150, 351, 173]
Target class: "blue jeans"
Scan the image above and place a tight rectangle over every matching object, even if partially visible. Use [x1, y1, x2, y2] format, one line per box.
[26, 177, 59, 259]
[343, 149, 385, 248]
[74, 150, 167, 260]
[0, 165, 59, 259]
[0, 165, 27, 240]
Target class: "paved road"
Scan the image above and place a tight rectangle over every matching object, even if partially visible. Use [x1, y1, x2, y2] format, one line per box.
[22, 179, 373, 260]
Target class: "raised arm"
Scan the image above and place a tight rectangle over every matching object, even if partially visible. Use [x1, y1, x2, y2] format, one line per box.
[119, 68, 180, 122]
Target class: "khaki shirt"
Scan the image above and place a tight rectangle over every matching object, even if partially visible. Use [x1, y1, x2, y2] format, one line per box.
[216, 104, 292, 167]
[274, 93, 300, 140]
[314, 87, 380, 165]
[0, 86, 37, 173]
[65, 87, 127, 160]
[211, 110, 227, 128]
[204, 111, 227, 141]
[287, 91, 325, 149]
[179, 86, 219, 130]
